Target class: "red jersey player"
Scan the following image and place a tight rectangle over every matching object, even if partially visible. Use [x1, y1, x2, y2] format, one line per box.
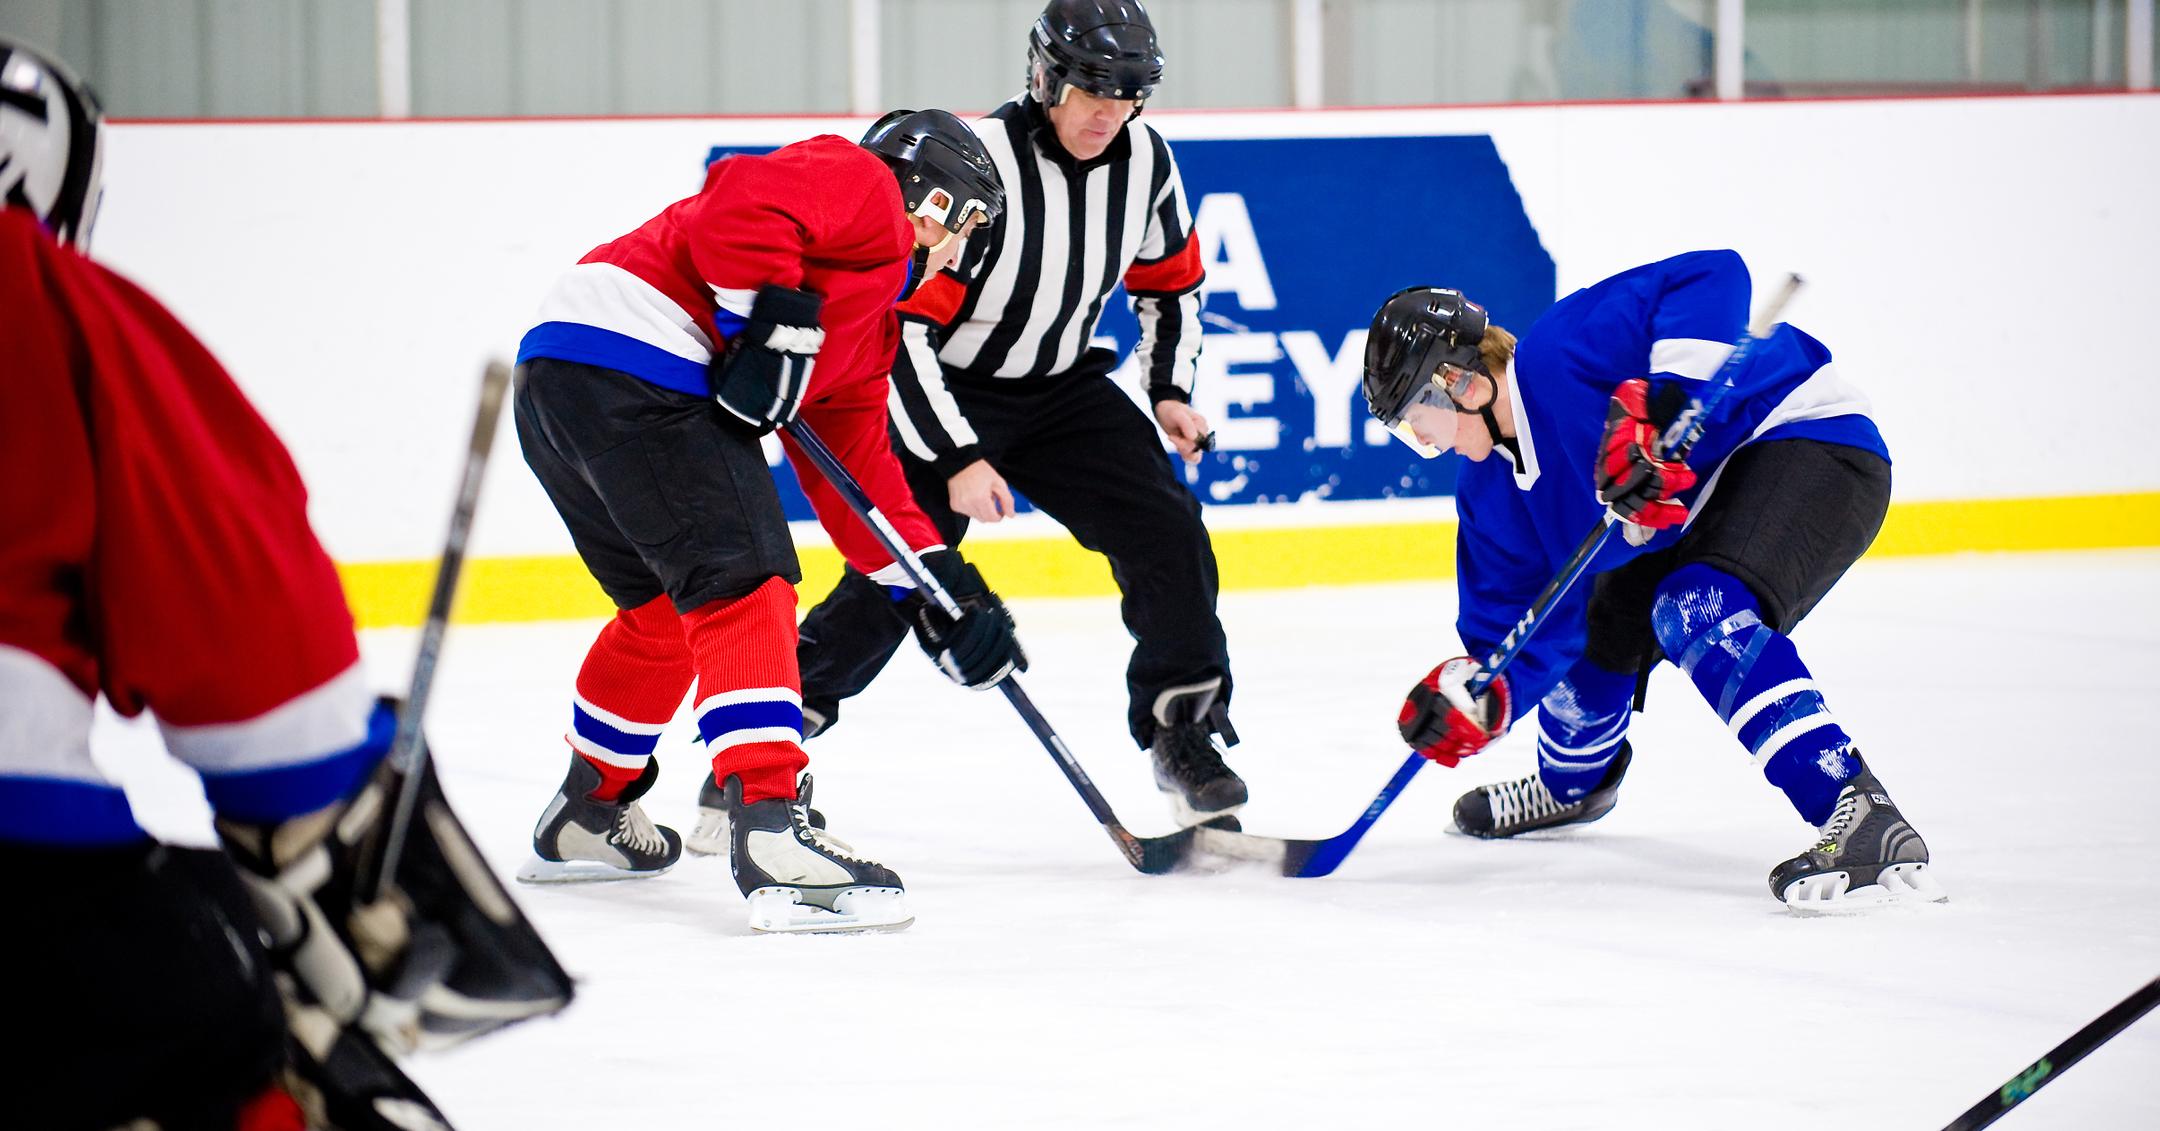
[1, 39, 570, 1129]
[511, 109, 1018, 933]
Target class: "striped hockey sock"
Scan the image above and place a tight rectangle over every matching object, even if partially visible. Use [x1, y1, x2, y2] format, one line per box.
[682, 577, 808, 805]
[1652, 564, 1859, 826]
[1535, 659, 1635, 802]
[569, 595, 693, 801]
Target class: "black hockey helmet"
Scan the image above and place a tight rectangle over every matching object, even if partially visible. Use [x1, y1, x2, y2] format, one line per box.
[1364, 287, 1492, 451]
[861, 108, 1004, 234]
[1027, 0, 1164, 111]
[0, 38, 106, 250]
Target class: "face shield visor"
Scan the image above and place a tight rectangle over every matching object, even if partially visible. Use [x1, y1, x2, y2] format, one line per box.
[1379, 358, 1492, 458]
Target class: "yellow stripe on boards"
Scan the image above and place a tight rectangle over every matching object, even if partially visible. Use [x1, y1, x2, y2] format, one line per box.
[336, 491, 2160, 630]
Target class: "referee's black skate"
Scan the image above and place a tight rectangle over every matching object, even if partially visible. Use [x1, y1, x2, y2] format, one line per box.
[721, 773, 911, 933]
[1148, 679, 1247, 830]
[1770, 761, 1945, 912]
[1454, 742, 1633, 838]
[516, 755, 682, 883]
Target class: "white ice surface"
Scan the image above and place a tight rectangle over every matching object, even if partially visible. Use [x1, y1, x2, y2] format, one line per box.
[96, 551, 2160, 1130]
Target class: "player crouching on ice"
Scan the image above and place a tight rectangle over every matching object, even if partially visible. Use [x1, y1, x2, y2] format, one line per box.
[1361, 251, 1944, 912]
[510, 110, 1019, 933]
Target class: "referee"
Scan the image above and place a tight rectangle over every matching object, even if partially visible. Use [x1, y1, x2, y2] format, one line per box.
[792, 0, 1244, 828]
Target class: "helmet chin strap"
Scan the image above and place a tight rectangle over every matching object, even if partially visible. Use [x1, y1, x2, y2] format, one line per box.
[1464, 370, 1522, 465]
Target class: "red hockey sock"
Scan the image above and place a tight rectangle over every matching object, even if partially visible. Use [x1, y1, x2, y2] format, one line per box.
[570, 595, 692, 801]
[681, 577, 807, 805]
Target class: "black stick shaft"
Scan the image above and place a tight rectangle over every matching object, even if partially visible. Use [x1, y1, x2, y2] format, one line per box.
[369, 360, 512, 901]
[1942, 975, 2160, 1130]
[783, 421, 1146, 861]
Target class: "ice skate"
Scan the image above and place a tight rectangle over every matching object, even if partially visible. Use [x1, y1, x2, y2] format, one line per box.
[722, 774, 911, 934]
[1455, 742, 1632, 838]
[516, 755, 682, 883]
[1771, 763, 1944, 913]
[1148, 679, 1247, 829]
[687, 773, 823, 856]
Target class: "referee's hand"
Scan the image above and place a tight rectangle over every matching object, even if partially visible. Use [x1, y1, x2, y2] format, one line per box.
[1154, 401, 1212, 466]
[947, 459, 1017, 523]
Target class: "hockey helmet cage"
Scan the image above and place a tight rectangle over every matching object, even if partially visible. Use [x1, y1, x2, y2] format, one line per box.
[0, 39, 105, 250]
[1363, 286, 1490, 428]
[1027, 0, 1164, 110]
[861, 108, 1005, 235]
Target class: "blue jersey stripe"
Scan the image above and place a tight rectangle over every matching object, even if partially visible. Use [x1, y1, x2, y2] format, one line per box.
[0, 776, 145, 845]
[197, 701, 394, 823]
[519, 321, 712, 397]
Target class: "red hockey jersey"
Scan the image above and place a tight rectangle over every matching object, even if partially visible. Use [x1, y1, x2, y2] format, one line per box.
[0, 208, 372, 843]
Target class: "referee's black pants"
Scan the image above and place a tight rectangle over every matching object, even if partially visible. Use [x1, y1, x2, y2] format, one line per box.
[798, 361, 1231, 747]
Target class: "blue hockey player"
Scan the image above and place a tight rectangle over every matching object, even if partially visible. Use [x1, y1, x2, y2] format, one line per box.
[1360, 249, 1944, 911]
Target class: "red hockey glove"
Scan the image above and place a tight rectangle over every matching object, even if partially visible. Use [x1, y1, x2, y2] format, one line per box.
[1399, 657, 1512, 767]
[1597, 377, 1697, 530]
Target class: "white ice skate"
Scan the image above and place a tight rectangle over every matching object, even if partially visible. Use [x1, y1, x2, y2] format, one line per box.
[721, 774, 912, 934]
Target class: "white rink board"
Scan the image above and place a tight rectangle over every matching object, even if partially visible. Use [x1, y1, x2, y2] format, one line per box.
[87, 95, 2160, 564]
[95, 551, 2160, 1129]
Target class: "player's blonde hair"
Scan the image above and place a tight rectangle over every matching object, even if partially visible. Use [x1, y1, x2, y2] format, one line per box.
[1480, 324, 1517, 375]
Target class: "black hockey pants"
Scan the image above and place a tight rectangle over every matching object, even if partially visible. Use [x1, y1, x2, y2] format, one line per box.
[798, 361, 1231, 746]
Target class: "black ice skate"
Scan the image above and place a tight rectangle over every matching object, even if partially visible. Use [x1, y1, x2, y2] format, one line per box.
[1770, 761, 1945, 912]
[1148, 678, 1248, 830]
[686, 773, 823, 856]
[516, 755, 683, 883]
[1454, 742, 1633, 839]
[722, 773, 911, 933]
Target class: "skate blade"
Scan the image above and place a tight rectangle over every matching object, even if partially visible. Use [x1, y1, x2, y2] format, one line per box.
[1780, 862, 1946, 915]
[746, 886, 913, 934]
[684, 807, 728, 856]
[514, 854, 675, 884]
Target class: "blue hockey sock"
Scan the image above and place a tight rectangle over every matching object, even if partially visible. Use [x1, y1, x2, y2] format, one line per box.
[1651, 564, 1859, 826]
[1535, 659, 1635, 802]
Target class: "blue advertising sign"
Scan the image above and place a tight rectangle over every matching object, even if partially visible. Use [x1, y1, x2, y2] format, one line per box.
[710, 134, 1554, 519]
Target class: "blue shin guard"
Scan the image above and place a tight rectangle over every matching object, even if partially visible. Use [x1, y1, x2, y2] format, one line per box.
[1651, 564, 1858, 825]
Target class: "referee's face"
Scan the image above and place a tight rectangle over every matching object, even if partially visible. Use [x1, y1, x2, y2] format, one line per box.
[1047, 86, 1134, 160]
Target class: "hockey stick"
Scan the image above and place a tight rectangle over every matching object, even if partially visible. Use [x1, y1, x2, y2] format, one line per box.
[1941, 974, 2160, 1130]
[367, 359, 514, 901]
[783, 420, 1199, 874]
[1199, 274, 1805, 878]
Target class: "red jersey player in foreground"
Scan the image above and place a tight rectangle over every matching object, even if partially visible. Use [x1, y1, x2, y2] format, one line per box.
[0, 39, 572, 1130]
[512, 110, 1019, 933]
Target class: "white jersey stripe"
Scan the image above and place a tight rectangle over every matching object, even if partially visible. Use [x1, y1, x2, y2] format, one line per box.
[537, 262, 716, 364]
[1650, 337, 1736, 382]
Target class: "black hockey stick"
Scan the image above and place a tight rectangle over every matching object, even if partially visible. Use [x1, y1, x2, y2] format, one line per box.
[1941, 974, 2160, 1130]
[1199, 275, 1805, 878]
[784, 420, 1201, 874]
[367, 359, 513, 901]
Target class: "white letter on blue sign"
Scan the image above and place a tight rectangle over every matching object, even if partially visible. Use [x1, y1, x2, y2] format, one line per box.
[1281, 329, 1368, 448]
[1194, 193, 1276, 312]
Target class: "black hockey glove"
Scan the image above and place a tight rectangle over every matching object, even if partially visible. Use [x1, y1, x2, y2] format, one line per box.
[216, 701, 573, 1059]
[904, 549, 1028, 690]
[713, 284, 823, 435]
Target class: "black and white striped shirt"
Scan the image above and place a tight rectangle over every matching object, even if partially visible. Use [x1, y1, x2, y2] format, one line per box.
[887, 95, 1206, 475]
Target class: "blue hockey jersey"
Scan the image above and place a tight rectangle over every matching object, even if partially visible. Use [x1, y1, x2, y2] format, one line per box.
[1452, 250, 1889, 707]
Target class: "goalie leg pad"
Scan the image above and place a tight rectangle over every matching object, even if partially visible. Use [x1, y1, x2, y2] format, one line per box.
[219, 708, 575, 1055]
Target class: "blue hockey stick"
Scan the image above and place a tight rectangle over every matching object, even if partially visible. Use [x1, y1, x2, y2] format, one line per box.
[1197, 274, 1804, 878]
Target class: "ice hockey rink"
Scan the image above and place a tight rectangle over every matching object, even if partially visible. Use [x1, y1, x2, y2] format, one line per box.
[98, 547, 2159, 1130]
